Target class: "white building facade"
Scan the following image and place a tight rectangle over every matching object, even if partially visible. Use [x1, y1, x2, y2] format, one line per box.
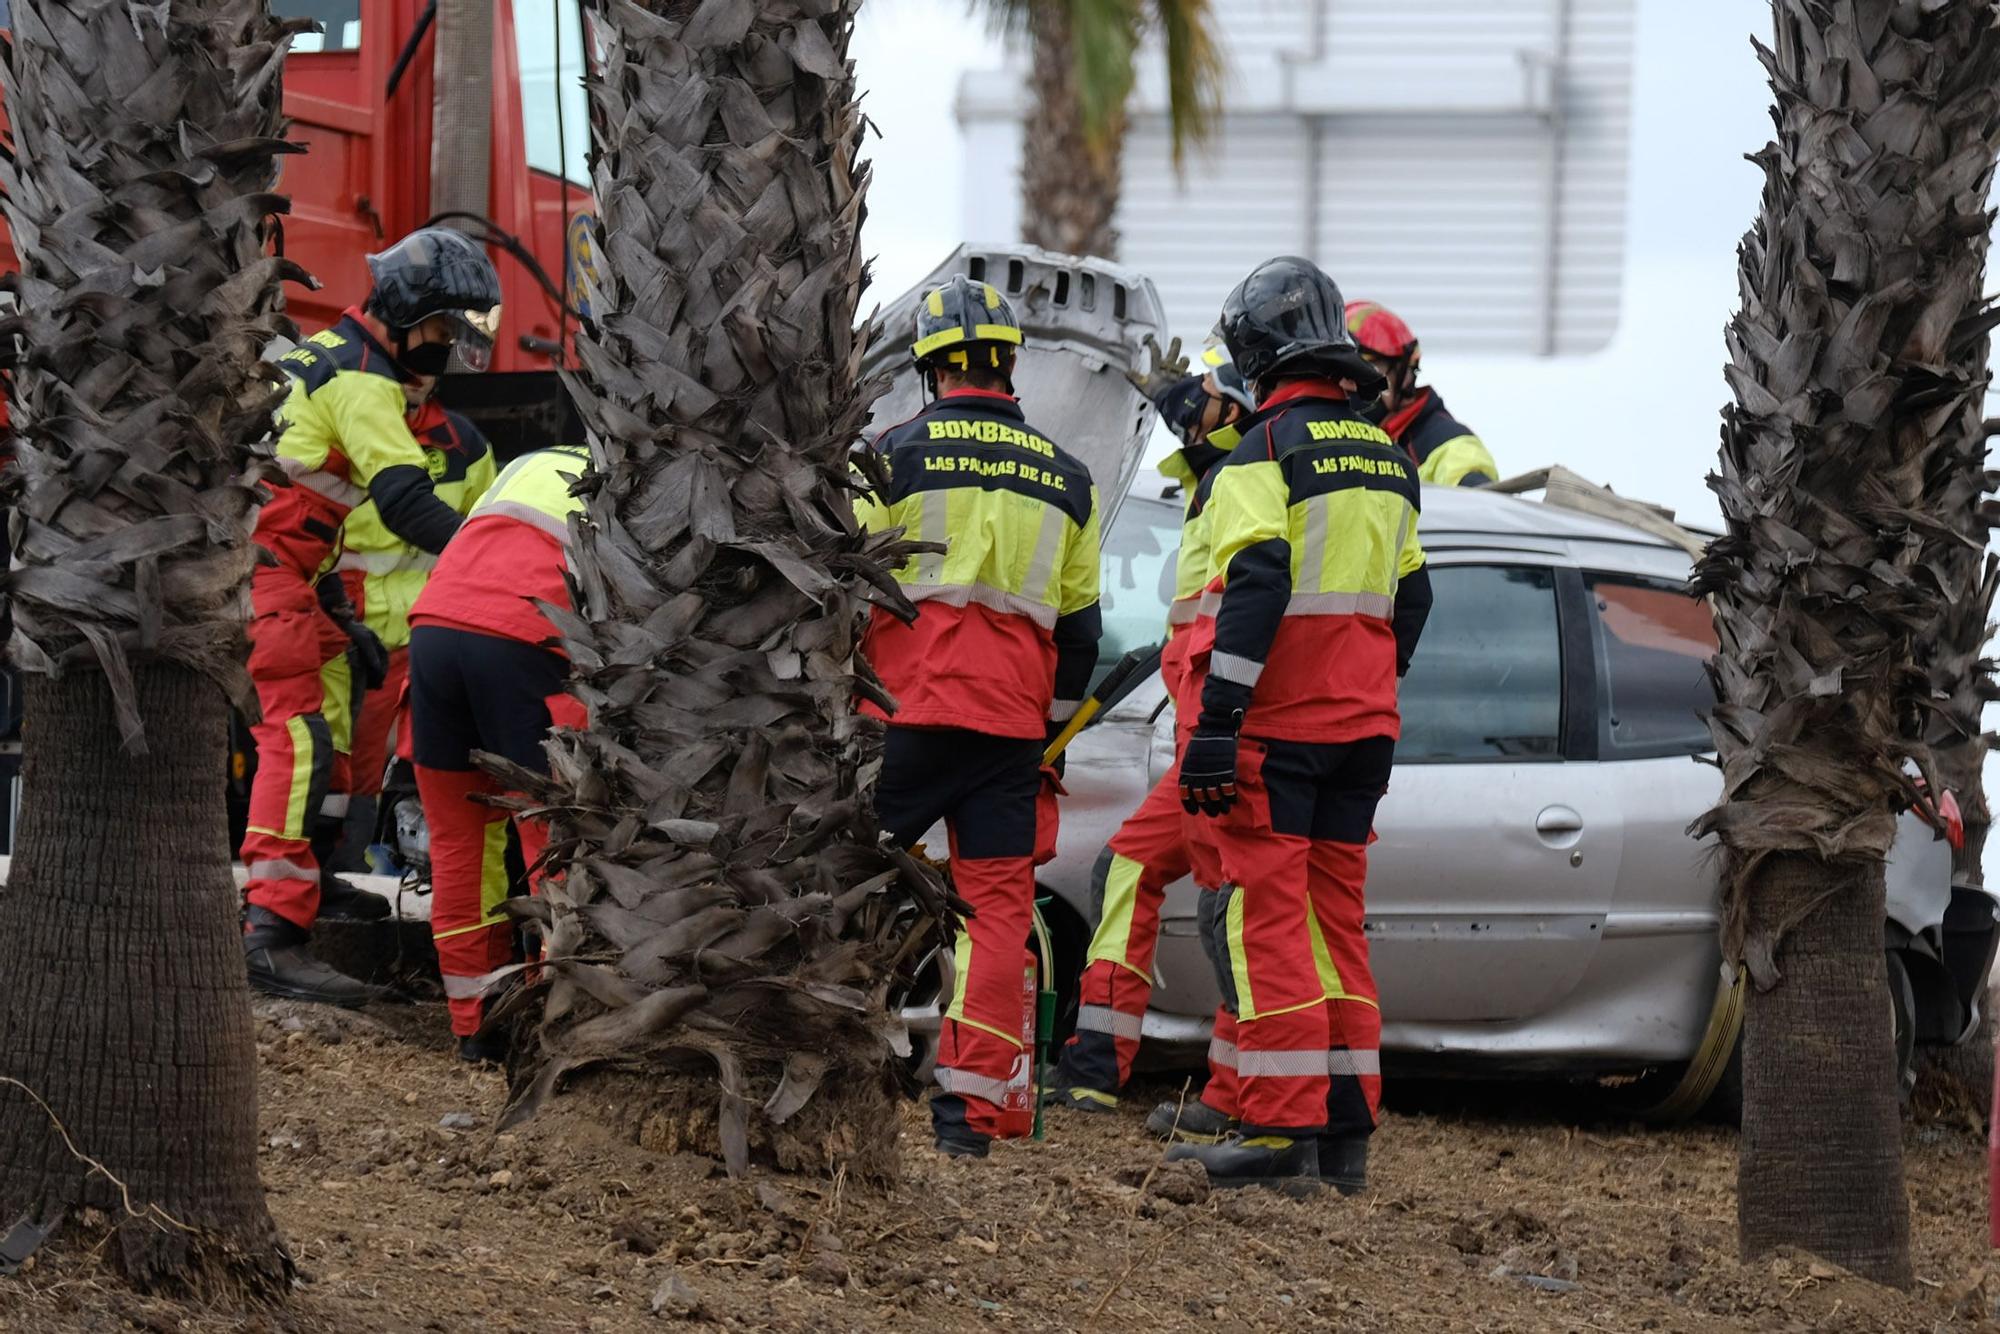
[956, 0, 1638, 357]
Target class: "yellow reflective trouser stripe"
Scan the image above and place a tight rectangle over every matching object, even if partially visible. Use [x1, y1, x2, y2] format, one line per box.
[318, 651, 355, 755]
[432, 820, 513, 941]
[1226, 887, 1254, 1019]
[281, 714, 315, 840]
[1084, 853, 1150, 980]
[1227, 884, 1337, 1023]
[1305, 907, 1341, 998]
[944, 928, 1026, 1049]
[480, 817, 511, 922]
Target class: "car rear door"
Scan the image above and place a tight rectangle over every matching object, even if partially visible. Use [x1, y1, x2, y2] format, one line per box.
[1367, 558, 1623, 1027]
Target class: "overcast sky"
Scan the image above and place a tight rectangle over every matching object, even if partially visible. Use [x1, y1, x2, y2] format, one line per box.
[850, 0, 1798, 529]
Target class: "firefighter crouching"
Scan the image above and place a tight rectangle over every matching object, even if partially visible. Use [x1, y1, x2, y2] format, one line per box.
[856, 277, 1103, 1158]
[406, 444, 590, 1063]
[1346, 298, 1498, 487]
[321, 403, 496, 876]
[1043, 338, 1252, 1123]
[241, 227, 504, 1007]
[1169, 257, 1433, 1191]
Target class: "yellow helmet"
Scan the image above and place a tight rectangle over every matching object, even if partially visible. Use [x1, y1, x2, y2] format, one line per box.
[911, 275, 1024, 372]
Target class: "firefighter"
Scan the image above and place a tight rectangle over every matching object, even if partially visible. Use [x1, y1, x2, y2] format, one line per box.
[320, 402, 497, 875]
[857, 276, 1102, 1159]
[406, 443, 589, 1061]
[1346, 299, 1498, 487]
[1167, 258, 1433, 1191]
[241, 226, 504, 1007]
[1043, 338, 1251, 1123]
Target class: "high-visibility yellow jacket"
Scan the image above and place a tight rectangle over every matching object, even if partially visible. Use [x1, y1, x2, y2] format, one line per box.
[1381, 387, 1497, 487]
[411, 445, 590, 652]
[258, 310, 466, 581]
[1191, 380, 1434, 743]
[334, 405, 496, 650]
[855, 389, 1103, 739]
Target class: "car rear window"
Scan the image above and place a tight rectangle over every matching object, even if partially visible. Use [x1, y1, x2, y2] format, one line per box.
[1587, 575, 1716, 755]
[1397, 565, 1563, 762]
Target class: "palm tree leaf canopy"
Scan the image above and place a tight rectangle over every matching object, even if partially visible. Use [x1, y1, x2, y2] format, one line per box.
[981, 0, 1223, 167]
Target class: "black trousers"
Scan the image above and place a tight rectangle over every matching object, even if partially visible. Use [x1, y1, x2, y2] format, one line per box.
[874, 725, 1041, 858]
[407, 624, 567, 774]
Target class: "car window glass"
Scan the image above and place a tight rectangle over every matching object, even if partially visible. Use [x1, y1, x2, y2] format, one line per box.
[273, 0, 360, 52]
[1588, 575, 1716, 754]
[1094, 492, 1180, 685]
[1397, 565, 1562, 761]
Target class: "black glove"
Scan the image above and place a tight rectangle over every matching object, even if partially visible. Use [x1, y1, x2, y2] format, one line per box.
[339, 617, 390, 690]
[1179, 728, 1240, 817]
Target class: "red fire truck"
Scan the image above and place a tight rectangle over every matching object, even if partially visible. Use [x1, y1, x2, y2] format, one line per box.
[0, 0, 601, 849]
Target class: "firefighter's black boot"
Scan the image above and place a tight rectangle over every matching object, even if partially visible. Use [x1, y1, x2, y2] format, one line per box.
[317, 870, 392, 922]
[243, 906, 387, 1009]
[1041, 1083, 1120, 1115]
[1146, 1096, 1238, 1143]
[1318, 1133, 1369, 1195]
[1165, 1132, 1319, 1190]
[457, 1031, 510, 1066]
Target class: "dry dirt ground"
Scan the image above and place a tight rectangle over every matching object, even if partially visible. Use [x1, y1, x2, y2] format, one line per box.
[5, 998, 2000, 1334]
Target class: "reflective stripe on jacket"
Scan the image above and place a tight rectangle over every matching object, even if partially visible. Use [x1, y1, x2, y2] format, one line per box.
[1383, 387, 1496, 487]
[337, 405, 497, 648]
[409, 445, 591, 650]
[854, 389, 1102, 739]
[258, 311, 431, 579]
[1193, 381, 1429, 743]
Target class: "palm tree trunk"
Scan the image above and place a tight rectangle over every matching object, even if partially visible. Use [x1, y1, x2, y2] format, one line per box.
[1735, 855, 1910, 1283]
[0, 0, 304, 1296]
[1697, 0, 2000, 1287]
[0, 668, 287, 1294]
[1020, 3, 1126, 259]
[494, 0, 951, 1181]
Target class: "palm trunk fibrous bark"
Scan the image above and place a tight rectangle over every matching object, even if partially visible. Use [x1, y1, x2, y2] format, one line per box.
[1020, 2, 1127, 259]
[1695, 0, 2000, 1288]
[487, 0, 952, 1182]
[0, 0, 307, 1298]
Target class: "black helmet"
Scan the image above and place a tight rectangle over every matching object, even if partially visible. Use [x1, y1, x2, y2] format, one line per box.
[1218, 257, 1383, 395]
[911, 275, 1024, 373]
[364, 227, 504, 372]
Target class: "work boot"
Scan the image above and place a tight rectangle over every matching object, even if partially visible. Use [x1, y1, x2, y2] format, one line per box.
[1318, 1133, 1369, 1196]
[1041, 1084, 1119, 1115]
[317, 870, 392, 922]
[1145, 1096, 1237, 1143]
[457, 1031, 510, 1067]
[1165, 1132, 1319, 1190]
[242, 906, 388, 1009]
[934, 1126, 992, 1159]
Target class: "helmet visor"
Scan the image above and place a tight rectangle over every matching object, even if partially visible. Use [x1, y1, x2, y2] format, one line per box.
[449, 305, 502, 373]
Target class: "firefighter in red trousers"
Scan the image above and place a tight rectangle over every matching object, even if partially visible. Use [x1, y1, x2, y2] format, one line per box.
[1043, 340, 1252, 1124]
[319, 404, 496, 875]
[857, 276, 1102, 1159]
[241, 227, 504, 1007]
[1166, 257, 1433, 1191]
[407, 444, 590, 1062]
[1346, 298, 1499, 487]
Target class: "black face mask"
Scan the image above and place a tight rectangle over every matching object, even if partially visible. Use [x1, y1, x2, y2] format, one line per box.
[396, 334, 454, 377]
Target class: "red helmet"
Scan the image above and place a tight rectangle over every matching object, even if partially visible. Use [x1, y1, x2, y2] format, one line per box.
[1345, 299, 1419, 364]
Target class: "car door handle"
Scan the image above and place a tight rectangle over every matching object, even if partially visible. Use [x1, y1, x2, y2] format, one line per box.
[1535, 806, 1585, 836]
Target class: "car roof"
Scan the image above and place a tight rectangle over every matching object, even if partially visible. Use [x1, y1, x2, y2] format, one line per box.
[1418, 482, 1684, 550]
[1126, 469, 1688, 551]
